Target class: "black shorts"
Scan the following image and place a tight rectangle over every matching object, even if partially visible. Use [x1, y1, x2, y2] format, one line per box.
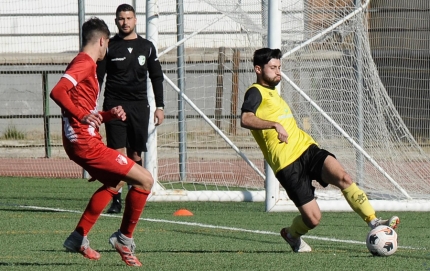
[103, 99, 150, 152]
[275, 144, 335, 207]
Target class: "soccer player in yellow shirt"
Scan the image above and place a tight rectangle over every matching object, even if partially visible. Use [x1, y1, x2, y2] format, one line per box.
[240, 48, 399, 252]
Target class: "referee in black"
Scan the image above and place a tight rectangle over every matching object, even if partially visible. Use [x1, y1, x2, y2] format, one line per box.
[97, 3, 164, 213]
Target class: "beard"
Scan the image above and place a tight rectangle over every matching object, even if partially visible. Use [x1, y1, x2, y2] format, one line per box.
[262, 74, 281, 87]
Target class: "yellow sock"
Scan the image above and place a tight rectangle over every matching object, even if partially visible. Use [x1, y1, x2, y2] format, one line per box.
[342, 183, 376, 223]
[289, 215, 311, 238]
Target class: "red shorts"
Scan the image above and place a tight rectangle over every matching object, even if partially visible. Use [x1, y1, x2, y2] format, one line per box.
[66, 142, 134, 187]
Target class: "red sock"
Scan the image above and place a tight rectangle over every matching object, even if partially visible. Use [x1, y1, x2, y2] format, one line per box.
[120, 186, 150, 238]
[75, 186, 117, 236]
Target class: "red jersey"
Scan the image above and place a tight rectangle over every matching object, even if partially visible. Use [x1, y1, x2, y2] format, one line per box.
[60, 52, 103, 156]
[51, 52, 135, 182]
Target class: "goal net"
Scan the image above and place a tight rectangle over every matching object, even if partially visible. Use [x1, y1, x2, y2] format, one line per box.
[150, 0, 430, 210]
[270, 0, 430, 211]
[0, 0, 429, 211]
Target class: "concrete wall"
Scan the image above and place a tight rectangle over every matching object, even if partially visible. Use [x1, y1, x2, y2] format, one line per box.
[369, 0, 430, 138]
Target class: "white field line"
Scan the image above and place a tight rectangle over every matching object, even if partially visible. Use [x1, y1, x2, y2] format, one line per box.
[19, 205, 423, 251]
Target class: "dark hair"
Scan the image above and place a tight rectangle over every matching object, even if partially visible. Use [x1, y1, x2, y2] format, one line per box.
[253, 48, 282, 67]
[81, 17, 110, 47]
[116, 3, 135, 16]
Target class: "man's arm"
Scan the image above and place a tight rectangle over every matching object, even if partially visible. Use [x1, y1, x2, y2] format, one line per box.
[240, 87, 289, 143]
[147, 42, 165, 126]
[50, 77, 114, 128]
[147, 42, 164, 108]
[240, 112, 288, 143]
[50, 78, 86, 121]
[241, 112, 281, 130]
[99, 106, 126, 123]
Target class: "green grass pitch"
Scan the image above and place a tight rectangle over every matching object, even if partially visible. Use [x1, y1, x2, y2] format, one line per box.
[0, 177, 429, 270]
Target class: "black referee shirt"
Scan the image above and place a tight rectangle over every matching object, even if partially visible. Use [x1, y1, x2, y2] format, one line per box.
[97, 34, 164, 107]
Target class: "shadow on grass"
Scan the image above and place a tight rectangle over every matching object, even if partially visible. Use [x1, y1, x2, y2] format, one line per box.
[168, 228, 280, 245]
[0, 262, 75, 266]
[311, 243, 430, 260]
[0, 207, 64, 213]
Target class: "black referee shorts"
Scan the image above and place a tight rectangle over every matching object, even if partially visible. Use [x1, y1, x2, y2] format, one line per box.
[275, 144, 334, 207]
[103, 99, 150, 152]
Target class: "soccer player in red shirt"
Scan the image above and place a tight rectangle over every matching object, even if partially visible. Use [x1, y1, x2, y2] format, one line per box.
[50, 17, 151, 267]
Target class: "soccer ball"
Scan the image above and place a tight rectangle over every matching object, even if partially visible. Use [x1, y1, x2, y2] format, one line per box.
[366, 225, 398, 256]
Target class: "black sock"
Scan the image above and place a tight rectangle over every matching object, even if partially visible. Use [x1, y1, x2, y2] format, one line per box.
[113, 192, 121, 204]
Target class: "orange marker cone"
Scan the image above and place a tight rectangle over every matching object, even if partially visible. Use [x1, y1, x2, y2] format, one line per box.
[173, 209, 193, 216]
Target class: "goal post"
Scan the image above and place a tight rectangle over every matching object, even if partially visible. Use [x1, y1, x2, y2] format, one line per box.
[265, 0, 283, 212]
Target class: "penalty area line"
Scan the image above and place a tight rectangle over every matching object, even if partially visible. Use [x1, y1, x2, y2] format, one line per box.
[17, 204, 422, 251]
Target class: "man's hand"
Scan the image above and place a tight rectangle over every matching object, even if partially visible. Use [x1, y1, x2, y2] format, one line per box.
[154, 108, 164, 126]
[82, 113, 103, 128]
[274, 123, 289, 144]
[241, 112, 288, 143]
[94, 106, 126, 125]
[110, 106, 126, 121]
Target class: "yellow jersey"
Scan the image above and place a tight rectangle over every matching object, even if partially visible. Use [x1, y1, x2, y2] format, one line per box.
[246, 83, 317, 173]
